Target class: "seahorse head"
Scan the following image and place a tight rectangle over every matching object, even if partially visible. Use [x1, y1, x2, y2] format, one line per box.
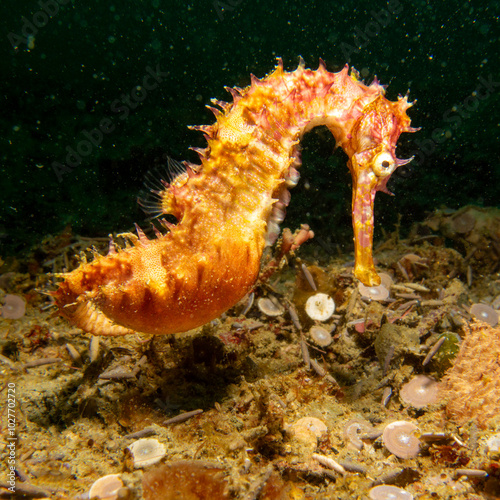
[347, 94, 415, 286]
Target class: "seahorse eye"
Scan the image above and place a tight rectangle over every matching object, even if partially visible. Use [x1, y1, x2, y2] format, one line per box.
[373, 152, 395, 177]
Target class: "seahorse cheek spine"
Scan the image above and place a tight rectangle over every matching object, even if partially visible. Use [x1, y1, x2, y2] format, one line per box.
[53, 59, 417, 336]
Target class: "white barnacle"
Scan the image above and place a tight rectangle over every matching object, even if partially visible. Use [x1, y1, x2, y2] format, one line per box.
[305, 293, 335, 321]
[127, 438, 166, 468]
[88, 474, 124, 500]
[358, 282, 389, 301]
[382, 421, 420, 459]
[309, 325, 333, 347]
[257, 296, 285, 317]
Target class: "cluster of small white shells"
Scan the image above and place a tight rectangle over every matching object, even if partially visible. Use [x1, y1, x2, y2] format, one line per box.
[127, 438, 166, 468]
[305, 293, 335, 321]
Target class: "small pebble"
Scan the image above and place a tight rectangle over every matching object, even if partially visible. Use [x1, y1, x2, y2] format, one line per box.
[492, 294, 500, 310]
[452, 211, 476, 233]
[286, 417, 327, 451]
[1, 294, 26, 319]
[286, 417, 327, 442]
[89, 336, 100, 362]
[486, 433, 500, 457]
[343, 418, 373, 451]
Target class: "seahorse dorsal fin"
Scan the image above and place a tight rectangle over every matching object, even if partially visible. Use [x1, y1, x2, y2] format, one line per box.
[138, 155, 192, 219]
[134, 223, 149, 245]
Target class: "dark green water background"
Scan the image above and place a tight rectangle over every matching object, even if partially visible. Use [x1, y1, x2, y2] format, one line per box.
[0, 0, 498, 255]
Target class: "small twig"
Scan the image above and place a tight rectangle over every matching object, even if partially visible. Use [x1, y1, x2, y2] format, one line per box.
[383, 346, 395, 377]
[98, 366, 139, 380]
[163, 409, 203, 425]
[337, 461, 367, 474]
[23, 358, 62, 369]
[371, 468, 404, 486]
[310, 358, 326, 377]
[397, 261, 410, 281]
[0, 353, 19, 371]
[124, 427, 157, 439]
[394, 292, 421, 300]
[419, 299, 445, 307]
[286, 302, 302, 331]
[422, 336, 446, 366]
[312, 453, 346, 475]
[301, 263, 317, 291]
[381, 386, 392, 407]
[455, 469, 488, 478]
[241, 293, 255, 316]
[0, 481, 52, 497]
[300, 337, 311, 370]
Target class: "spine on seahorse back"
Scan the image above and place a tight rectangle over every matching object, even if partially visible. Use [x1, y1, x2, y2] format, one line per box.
[53, 58, 417, 336]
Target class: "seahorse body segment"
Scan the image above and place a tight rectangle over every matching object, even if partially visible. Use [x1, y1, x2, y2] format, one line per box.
[54, 59, 417, 336]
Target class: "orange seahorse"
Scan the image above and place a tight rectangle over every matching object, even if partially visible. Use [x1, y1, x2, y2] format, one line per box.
[53, 58, 417, 336]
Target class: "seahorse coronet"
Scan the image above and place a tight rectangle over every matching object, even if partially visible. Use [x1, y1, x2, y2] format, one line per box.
[53, 58, 417, 336]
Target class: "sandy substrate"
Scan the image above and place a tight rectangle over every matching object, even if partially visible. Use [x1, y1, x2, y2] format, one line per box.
[1, 206, 500, 499]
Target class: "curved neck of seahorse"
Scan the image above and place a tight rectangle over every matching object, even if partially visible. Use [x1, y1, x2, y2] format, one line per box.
[170, 61, 414, 288]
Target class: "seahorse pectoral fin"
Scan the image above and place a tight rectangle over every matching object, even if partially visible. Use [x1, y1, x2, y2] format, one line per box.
[349, 156, 381, 287]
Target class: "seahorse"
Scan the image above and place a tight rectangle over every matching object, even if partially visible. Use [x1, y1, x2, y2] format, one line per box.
[53, 58, 417, 336]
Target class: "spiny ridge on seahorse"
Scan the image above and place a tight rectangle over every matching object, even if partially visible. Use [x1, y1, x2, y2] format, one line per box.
[53, 57, 418, 336]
